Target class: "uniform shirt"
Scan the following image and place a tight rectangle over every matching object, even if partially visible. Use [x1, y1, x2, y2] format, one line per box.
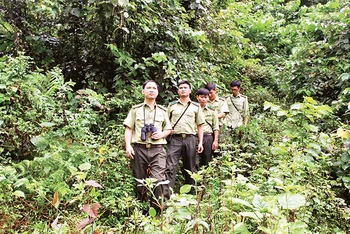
[208, 96, 229, 126]
[123, 103, 172, 144]
[167, 100, 205, 135]
[202, 105, 219, 134]
[225, 94, 249, 128]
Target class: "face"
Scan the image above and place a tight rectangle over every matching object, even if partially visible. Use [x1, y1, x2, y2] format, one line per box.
[177, 83, 191, 97]
[230, 86, 240, 97]
[196, 94, 209, 106]
[142, 81, 158, 99]
[208, 89, 217, 101]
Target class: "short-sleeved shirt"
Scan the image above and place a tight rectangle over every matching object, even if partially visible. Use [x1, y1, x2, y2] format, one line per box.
[225, 94, 249, 128]
[208, 96, 229, 126]
[123, 103, 172, 144]
[202, 105, 219, 134]
[167, 100, 205, 135]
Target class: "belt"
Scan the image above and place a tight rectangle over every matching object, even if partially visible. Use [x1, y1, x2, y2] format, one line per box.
[203, 133, 213, 136]
[172, 134, 195, 139]
[134, 143, 164, 149]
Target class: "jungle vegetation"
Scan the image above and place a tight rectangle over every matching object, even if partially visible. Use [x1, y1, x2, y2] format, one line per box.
[0, 0, 349, 233]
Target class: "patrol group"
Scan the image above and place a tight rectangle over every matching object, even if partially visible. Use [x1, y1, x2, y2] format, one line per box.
[123, 80, 249, 211]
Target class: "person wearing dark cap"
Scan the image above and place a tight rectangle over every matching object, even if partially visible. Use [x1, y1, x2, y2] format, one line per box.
[165, 80, 204, 198]
[195, 88, 219, 167]
[123, 80, 172, 211]
[225, 81, 249, 129]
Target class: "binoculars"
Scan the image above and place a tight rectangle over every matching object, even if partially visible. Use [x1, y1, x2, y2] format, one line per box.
[141, 123, 157, 141]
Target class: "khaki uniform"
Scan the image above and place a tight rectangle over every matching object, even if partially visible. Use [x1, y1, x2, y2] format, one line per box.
[124, 103, 171, 145]
[208, 96, 229, 127]
[123, 103, 171, 203]
[225, 94, 249, 129]
[165, 100, 205, 194]
[198, 105, 219, 167]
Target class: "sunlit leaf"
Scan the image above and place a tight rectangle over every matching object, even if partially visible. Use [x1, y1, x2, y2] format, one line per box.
[230, 198, 252, 208]
[3, 22, 13, 32]
[14, 178, 29, 188]
[290, 103, 302, 110]
[13, 190, 25, 198]
[340, 73, 349, 82]
[118, 0, 129, 7]
[175, 207, 191, 220]
[234, 222, 251, 233]
[252, 194, 270, 210]
[79, 162, 91, 171]
[180, 184, 192, 194]
[277, 110, 287, 116]
[239, 211, 263, 220]
[0, 175, 6, 182]
[337, 127, 350, 139]
[271, 146, 287, 155]
[278, 193, 306, 209]
[307, 124, 319, 132]
[98, 147, 106, 154]
[263, 101, 272, 110]
[304, 97, 317, 104]
[149, 207, 157, 217]
[271, 105, 280, 111]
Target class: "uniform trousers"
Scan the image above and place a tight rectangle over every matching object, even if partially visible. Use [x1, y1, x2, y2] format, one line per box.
[164, 134, 197, 198]
[131, 144, 167, 206]
[198, 133, 214, 167]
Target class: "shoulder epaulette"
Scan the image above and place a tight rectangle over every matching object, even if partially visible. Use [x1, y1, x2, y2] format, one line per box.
[207, 105, 215, 110]
[191, 101, 200, 107]
[219, 97, 226, 101]
[132, 103, 144, 109]
[240, 95, 247, 98]
[157, 104, 167, 111]
[169, 101, 177, 106]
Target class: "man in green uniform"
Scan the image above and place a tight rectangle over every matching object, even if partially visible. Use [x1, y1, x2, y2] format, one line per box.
[165, 80, 204, 197]
[205, 82, 229, 128]
[124, 80, 172, 209]
[225, 81, 249, 129]
[195, 88, 219, 167]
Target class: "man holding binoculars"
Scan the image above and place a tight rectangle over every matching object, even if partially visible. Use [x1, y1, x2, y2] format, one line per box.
[123, 80, 172, 212]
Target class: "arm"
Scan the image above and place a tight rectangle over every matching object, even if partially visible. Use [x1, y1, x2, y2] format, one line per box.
[197, 124, 204, 153]
[212, 111, 219, 150]
[217, 112, 225, 119]
[243, 97, 249, 126]
[212, 130, 219, 150]
[243, 116, 249, 126]
[151, 129, 171, 140]
[124, 126, 135, 159]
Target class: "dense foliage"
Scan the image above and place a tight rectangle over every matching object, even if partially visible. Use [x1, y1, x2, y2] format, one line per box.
[0, 0, 349, 233]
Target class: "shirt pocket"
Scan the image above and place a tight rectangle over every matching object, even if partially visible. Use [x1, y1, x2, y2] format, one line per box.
[185, 110, 195, 119]
[205, 112, 212, 121]
[154, 114, 164, 131]
[135, 112, 144, 128]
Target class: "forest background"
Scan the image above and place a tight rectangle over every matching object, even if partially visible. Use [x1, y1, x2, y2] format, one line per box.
[0, 0, 349, 233]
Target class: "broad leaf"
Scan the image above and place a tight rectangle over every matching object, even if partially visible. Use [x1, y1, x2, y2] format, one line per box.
[13, 190, 25, 198]
[180, 184, 192, 194]
[85, 180, 103, 188]
[79, 162, 91, 171]
[278, 193, 306, 209]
